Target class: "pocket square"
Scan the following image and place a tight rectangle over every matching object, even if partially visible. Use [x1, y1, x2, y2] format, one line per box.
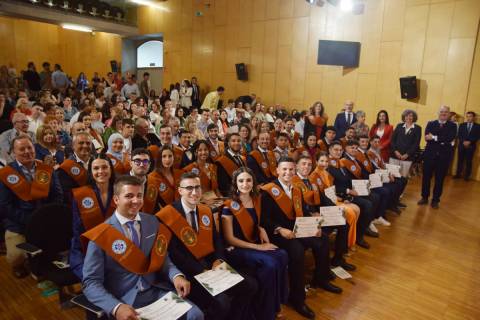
[145, 233, 156, 239]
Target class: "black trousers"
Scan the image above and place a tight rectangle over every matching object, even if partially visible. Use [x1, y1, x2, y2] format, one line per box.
[422, 153, 452, 202]
[271, 234, 330, 307]
[456, 145, 476, 178]
[371, 187, 391, 218]
[323, 224, 348, 261]
[351, 196, 374, 239]
[187, 270, 258, 320]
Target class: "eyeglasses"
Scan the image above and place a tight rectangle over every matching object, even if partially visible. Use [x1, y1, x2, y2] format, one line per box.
[179, 185, 202, 192]
[15, 120, 29, 124]
[132, 159, 150, 166]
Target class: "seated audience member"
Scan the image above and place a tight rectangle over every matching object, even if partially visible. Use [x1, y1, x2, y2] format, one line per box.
[70, 153, 116, 280]
[340, 126, 356, 148]
[318, 126, 337, 152]
[238, 124, 253, 155]
[284, 116, 301, 148]
[27, 102, 45, 134]
[260, 157, 336, 319]
[106, 133, 131, 175]
[132, 117, 160, 150]
[222, 167, 288, 320]
[158, 124, 183, 168]
[57, 132, 92, 207]
[102, 115, 123, 145]
[81, 175, 203, 320]
[216, 133, 246, 196]
[310, 152, 360, 248]
[178, 129, 194, 166]
[369, 110, 394, 162]
[128, 148, 152, 187]
[247, 131, 277, 185]
[273, 132, 291, 161]
[294, 133, 321, 164]
[121, 118, 135, 155]
[169, 117, 181, 145]
[34, 124, 64, 167]
[44, 114, 71, 147]
[205, 123, 224, 161]
[79, 110, 104, 152]
[143, 146, 182, 214]
[455, 111, 480, 180]
[62, 96, 78, 122]
[327, 141, 375, 249]
[53, 105, 71, 135]
[269, 118, 284, 149]
[0, 113, 35, 163]
[0, 135, 62, 277]
[156, 172, 258, 320]
[183, 140, 221, 198]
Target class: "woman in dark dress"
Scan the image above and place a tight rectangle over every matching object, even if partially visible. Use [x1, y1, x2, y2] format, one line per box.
[303, 101, 328, 142]
[222, 167, 288, 320]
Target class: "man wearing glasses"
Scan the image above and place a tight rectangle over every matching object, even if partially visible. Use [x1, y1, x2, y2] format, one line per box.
[156, 172, 258, 320]
[0, 113, 35, 164]
[129, 148, 151, 188]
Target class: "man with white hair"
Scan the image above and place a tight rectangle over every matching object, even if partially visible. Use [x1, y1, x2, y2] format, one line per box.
[418, 105, 457, 209]
[0, 113, 35, 163]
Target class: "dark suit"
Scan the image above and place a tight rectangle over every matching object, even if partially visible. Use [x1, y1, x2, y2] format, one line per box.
[333, 112, 357, 138]
[192, 84, 201, 108]
[131, 133, 160, 151]
[55, 156, 86, 208]
[166, 201, 257, 320]
[246, 153, 273, 185]
[421, 120, 457, 202]
[456, 122, 480, 179]
[215, 152, 245, 196]
[390, 123, 422, 160]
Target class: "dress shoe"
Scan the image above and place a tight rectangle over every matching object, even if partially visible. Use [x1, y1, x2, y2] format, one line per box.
[397, 202, 407, 208]
[453, 175, 461, 179]
[417, 198, 428, 205]
[356, 238, 370, 249]
[332, 258, 357, 271]
[319, 281, 343, 294]
[291, 303, 315, 319]
[365, 228, 379, 238]
[430, 201, 439, 209]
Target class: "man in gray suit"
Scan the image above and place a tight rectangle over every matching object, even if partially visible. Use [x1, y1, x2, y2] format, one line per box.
[82, 175, 203, 320]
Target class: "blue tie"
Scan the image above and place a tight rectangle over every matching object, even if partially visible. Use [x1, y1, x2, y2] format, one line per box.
[126, 221, 140, 247]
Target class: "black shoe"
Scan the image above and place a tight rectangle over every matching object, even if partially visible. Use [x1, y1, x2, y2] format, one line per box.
[453, 175, 461, 179]
[430, 201, 439, 209]
[397, 202, 407, 208]
[319, 281, 343, 294]
[356, 238, 370, 249]
[365, 228, 379, 238]
[389, 207, 402, 214]
[291, 303, 315, 319]
[417, 198, 428, 205]
[332, 258, 357, 271]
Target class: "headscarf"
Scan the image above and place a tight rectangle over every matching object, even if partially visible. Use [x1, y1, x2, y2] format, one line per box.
[107, 133, 124, 161]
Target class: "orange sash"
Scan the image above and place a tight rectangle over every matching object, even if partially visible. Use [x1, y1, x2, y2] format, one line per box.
[72, 186, 116, 230]
[106, 154, 131, 175]
[292, 175, 321, 206]
[312, 116, 326, 127]
[207, 140, 225, 160]
[269, 130, 280, 150]
[355, 151, 374, 174]
[261, 183, 303, 220]
[0, 163, 53, 201]
[58, 159, 88, 186]
[249, 150, 277, 178]
[147, 145, 160, 163]
[317, 140, 328, 152]
[173, 146, 184, 169]
[224, 198, 261, 243]
[340, 138, 347, 148]
[81, 223, 171, 275]
[295, 146, 320, 164]
[215, 155, 244, 178]
[288, 131, 300, 147]
[340, 158, 362, 178]
[329, 156, 341, 169]
[143, 170, 181, 214]
[310, 167, 334, 192]
[156, 205, 215, 259]
[367, 150, 385, 169]
[183, 162, 218, 192]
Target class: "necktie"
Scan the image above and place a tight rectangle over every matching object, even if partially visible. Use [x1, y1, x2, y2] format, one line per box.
[303, 179, 312, 190]
[234, 155, 243, 167]
[189, 210, 198, 232]
[126, 221, 140, 247]
[262, 151, 268, 161]
[347, 113, 351, 124]
[468, 123, 472, 133]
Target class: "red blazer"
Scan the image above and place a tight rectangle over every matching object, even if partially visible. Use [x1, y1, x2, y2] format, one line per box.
[369, 124, 393, 162]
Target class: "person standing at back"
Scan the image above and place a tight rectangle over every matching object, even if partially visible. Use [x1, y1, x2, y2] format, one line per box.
[333, 100, 357, 138]
[454, 111, 479, 181]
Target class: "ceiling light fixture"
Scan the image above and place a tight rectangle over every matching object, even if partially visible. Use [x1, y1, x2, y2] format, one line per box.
[130, 0, 168, 11]
[62, 23, 93, 33]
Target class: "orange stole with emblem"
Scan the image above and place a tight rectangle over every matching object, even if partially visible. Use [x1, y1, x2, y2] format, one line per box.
[106, 154, 131, 175]
[0, 162, 53, 201]
[215, 155, 244, 178]
[261, 183, 303, 220]
[367, 150, 385, 169]
[81, 223, 171, 274]
[143, 170, 182, 214]
[340, 158, 362, 178]
[156, 205, 214, 259]
[72, 186, 116, 230]
[249, 150, 277, 178]
[58, 159, 88, 186]
[224, 198, 261, 243]
[172, 146, 184, 169]
[183, 162, 218, 192]
[355, 151, 374, 174]
[207, 141, 225, 161]
[309, 167, 334, 193]
[292, 175, 321, 206]
[317, 140, 328, 152]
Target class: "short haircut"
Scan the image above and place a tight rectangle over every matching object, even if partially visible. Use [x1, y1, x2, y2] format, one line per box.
[207, 123, 218, 131]
[143, 72, 150, 77]
[72, 132, 91, 144]
[217, 86, 225, 92]
[159, 124, 171, 131]
[346, 139, 359, 147]
[10, 134, 33, 152]
[370, 135, 381, 141]
[179, 172, 200, 184]
[225, 132, 240, 144]
[355, 110, 366, 118]
[325, 126, 336, 133]
[227, 99, 234, 104]
[200, 109, 210, 114]
[317, 151, 328, 159]
[296, 154, 312, 163]
[178, 128, 190, 137]
[401, 109, 418, 123]
[357, 135, 369, 141]
[277, 132, 289, 140]
[131, 148, 151, 159]
[114, 175, 143, 195]
[12, 112, 27, 123]
[346, 126, 355, 131]
[329, 140, 343, 149]
[277, 156, 295, 165]
[284, 116, 294, 123]
[466, 111, 477, 117]
[123, 118, 134, 126]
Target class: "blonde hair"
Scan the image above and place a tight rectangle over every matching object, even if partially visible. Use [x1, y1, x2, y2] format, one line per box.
[36, 124, 57, 149]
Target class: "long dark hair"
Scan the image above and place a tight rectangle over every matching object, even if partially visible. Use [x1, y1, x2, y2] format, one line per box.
[87, 153, 116, 188]
[230, 167, 259, 203]
[375, 110, 390, 126]
[191, 139, 211, 162]
[155, 145, 174, 171]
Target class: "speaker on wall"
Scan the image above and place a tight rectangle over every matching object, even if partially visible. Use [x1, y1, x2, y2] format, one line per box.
[110, 60, 119, 73]
[235, 63, 248, 81]
[399, 76, 418, 99]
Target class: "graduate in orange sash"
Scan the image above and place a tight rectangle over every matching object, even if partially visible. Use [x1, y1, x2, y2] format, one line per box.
[311, 152, 360, 249]
[81, 175, 203, 320]
[205, 123, 224, 161]
[215, 133, 246, 197]
[0, 135, 62, 278]
[158, 124, 184, 169]
[293, 133, 321, 164]
[221, 167, 288, 320]
[284, 117, 301, 148]
[69, 153, 116, 280]
[106, 133, 131, 175]
[246, 131, 277, 184]
[317, 126, 337, 152]
[143, 145, 182, 214]
[156, 172, 258, 320]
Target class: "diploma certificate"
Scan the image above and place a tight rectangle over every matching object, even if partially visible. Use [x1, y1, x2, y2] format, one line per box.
[293, 216, 322, 238]
[194, 262, 244, 296]
[136, 291, 192, 320]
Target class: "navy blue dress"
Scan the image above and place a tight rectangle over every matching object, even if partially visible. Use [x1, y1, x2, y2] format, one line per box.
[34, 143, 65, 165]
[222, 206, 288, 320]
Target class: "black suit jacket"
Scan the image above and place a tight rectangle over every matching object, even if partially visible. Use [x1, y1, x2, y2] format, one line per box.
[131, 133, 160, 150]
[458, 122, 480, 148]
[167, 201, 225, 277]
[390, 123, 422, 159]
[215, 152, 245, 196]
[424, 120, 457, 159]
[334, 112, 357, 138]
[246, 153, 273, 185]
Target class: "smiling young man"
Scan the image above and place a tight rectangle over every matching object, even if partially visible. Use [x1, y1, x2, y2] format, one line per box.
[82, 175, 203, 320]
[215, 133, 246, 196]
[247, 131, 277, 184]
[156, 172, 258, 320]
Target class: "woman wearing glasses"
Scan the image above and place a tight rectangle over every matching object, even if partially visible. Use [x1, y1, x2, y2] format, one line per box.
[221, 167, 288, 320]
[69, 153, 116, 280]
[142, 145, 182, 214]
[105, 133, 131, 175]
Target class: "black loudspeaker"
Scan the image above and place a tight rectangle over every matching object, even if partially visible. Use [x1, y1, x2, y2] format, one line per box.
[235, 63, 248, 81]
[110, 60, 118, 73]
[399, 76, 418, 99]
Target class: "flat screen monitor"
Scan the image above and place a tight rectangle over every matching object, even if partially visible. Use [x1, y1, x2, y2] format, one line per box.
[317, 40, 361, 68]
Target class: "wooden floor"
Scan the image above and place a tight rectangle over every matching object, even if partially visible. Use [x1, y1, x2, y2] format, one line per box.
[1, 176, 479, 320]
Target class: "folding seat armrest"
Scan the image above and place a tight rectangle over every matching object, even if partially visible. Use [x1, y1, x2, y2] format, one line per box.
[71, 294, 105, 318]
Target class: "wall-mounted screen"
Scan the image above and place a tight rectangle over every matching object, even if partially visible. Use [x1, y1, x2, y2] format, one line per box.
[137, 40, 163, 68]
[317, 40, 361, 68]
